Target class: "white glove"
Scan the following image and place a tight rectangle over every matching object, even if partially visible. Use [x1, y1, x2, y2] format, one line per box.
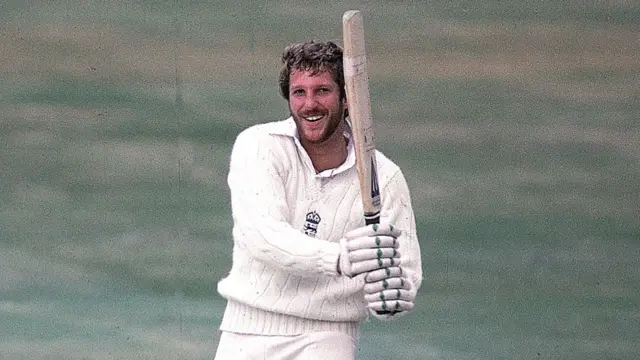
[338, 223, 402, 278]
[364, 266, 415, 320]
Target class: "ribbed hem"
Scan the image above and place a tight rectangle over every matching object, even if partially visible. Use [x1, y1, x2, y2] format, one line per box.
[219, 300, 360, 340]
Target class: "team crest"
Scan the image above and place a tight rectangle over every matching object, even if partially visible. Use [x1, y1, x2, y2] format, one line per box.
[303, 211, 321, 237]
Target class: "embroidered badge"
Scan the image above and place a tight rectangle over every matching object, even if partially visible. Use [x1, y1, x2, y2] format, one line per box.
[303, 211, 321, 237]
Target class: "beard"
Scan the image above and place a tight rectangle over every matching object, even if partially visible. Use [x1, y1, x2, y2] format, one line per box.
[291, 99, 346, 145]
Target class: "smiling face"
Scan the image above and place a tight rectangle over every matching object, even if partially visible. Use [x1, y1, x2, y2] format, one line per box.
[288, 69, 347, 146]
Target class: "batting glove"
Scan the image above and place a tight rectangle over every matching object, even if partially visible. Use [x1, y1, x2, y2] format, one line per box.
[364, 266, 415, 320]
[338, 223, 402, 278]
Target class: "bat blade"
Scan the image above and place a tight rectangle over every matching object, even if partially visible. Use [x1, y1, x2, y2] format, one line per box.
[343, 10, 381, 225]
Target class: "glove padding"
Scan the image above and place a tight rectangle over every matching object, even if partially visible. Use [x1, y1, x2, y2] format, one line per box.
[364, 266, 415, 320]
[338, 223, 402, 278]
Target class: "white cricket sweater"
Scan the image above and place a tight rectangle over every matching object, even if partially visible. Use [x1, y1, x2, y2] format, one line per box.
[217, 117, 422, 339]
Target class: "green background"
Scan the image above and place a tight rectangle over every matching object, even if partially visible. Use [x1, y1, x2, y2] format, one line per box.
[1, 1, 639, 359]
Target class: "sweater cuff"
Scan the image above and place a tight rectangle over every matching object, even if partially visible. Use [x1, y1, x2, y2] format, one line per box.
[318, 242, 341, 275]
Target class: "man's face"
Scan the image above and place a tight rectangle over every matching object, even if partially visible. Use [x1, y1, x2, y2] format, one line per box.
[288, 69, 346, 146]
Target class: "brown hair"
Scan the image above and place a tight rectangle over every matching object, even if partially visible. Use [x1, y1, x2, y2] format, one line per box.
[278, 40, 346, 101]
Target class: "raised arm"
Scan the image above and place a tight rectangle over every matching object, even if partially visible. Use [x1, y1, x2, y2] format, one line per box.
[381, 169, 423, 293]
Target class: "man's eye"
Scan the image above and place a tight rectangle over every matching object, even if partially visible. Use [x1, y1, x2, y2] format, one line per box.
[318, 88, 330, 94]
[292, 89, 304, 96]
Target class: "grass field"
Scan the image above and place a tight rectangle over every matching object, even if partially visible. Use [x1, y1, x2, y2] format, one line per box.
[1, 1, 639, 359]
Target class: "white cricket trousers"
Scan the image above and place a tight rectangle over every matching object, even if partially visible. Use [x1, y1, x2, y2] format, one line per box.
[213, 330, 357, 360]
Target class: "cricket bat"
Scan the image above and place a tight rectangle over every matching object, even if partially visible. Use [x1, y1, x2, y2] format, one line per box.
[343, 10, 381, 225]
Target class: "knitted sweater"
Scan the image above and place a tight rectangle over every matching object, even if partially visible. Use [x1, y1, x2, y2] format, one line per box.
[217, 117, 422, 338]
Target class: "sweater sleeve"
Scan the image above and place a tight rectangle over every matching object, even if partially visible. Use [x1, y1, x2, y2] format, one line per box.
[381, 169, 423, 297]
[226, 127, 341, 277]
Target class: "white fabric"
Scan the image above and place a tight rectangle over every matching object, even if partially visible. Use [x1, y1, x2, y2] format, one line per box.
[213, 330, 357, 360]
[217, 117, 422, 336]
[339, 223, 402, 277]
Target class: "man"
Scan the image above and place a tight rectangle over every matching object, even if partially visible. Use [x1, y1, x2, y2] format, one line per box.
[214, 40, 422, 360]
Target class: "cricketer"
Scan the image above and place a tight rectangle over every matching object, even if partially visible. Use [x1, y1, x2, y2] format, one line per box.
[213, 40, 423, 360]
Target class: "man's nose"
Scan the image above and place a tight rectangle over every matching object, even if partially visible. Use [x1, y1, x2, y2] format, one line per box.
[303, 94, 319, 108]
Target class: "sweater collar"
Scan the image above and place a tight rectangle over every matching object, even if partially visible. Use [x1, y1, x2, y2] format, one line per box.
[269, 117, 356, 178]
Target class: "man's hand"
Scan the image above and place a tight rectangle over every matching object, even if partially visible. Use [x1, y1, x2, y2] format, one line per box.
[364, 266, 415, 320]
[338, 223, 401, 278]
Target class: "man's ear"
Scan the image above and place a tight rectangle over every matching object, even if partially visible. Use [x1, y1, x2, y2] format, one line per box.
[343, 96, 349, 118]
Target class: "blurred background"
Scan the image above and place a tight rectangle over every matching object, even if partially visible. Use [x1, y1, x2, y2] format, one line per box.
[1, 1, 639, 359]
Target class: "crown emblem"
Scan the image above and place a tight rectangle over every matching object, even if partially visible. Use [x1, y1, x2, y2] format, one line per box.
[306, 211, 321, 224]
[303, 211, 321, 237]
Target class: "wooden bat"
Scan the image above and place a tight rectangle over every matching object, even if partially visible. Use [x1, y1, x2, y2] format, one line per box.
[343, 10, 381, 225]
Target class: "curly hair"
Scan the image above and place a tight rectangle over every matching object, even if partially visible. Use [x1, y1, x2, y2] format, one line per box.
[278, 40, 346, 101]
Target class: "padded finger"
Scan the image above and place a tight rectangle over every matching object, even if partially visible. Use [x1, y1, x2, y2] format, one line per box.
[345, 235, 398, 250]
[349, 257, 402, 276]
[364, 267, 404, 283]
[368, 300, 414, 313]
[363, 277, 409, 294]
[344, 223, 402, 239]
[349, 247, 400, 263]
[368, 308, 408, 321]
[364, 288, 414, 303]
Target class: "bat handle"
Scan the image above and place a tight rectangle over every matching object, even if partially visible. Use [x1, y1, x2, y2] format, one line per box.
[364, 213, 380, 225]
